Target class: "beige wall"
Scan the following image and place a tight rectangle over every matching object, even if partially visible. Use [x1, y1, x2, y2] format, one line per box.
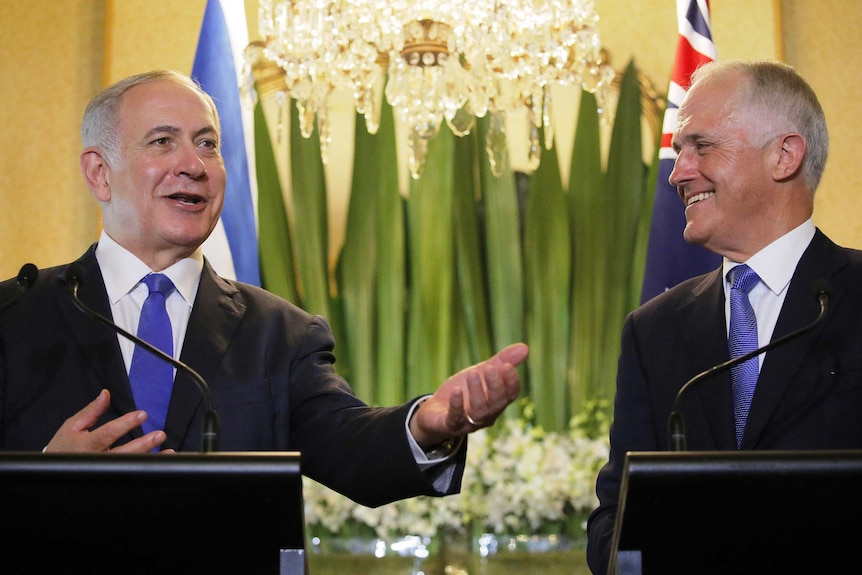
[0, 1, 105, 279]
[2, 0, 861, 280]
[781, 0, 862, 248]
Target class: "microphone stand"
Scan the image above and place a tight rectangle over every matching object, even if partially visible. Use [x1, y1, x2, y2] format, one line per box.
[68, 274, 219, 452]
[668, 286, 830, 451]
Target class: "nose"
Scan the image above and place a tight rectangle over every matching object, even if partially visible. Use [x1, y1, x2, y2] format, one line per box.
[668, 146, 693, 188]
[176, 143, 207, 179]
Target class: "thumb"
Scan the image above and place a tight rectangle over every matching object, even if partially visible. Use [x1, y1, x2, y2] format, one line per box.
[493, 342, 529, 367]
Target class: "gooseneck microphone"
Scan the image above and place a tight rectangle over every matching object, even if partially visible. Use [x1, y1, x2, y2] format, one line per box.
[65, 263, 219, 452]
[0, 263, 39, 313]
[667, 280, 831, 451]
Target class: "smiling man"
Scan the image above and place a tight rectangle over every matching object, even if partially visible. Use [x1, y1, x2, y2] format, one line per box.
[80, 74, 226, 274]
[0, 70, 528, 510]
[586, 59, 862, 574]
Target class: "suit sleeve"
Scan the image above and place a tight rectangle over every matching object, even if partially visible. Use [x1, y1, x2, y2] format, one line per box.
[587, 312, 661, 574]
[284, 315, 465, 507]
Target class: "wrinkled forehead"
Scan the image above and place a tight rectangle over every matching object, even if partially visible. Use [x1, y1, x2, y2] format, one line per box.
[675, 77, 745, 134]
[119, 79, 220, 134]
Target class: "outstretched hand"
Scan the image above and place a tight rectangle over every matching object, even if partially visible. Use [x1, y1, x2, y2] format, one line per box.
[409, 342, 529, 449]
[44, 389, 173, 453]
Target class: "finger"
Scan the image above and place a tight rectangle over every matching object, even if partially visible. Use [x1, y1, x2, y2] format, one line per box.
[68, 389, 112, 433]
[465, 369, 492, 427]
[483, 368, 506, 405]
[495, 362, 523, 402]
[110, 430, 168, 454]
[466, 368, 487, 402]
[86, 410, 149, 450]
[447, 387, 466, 423]
[438, 387, 471, 439]
[475, 365, 522, 424]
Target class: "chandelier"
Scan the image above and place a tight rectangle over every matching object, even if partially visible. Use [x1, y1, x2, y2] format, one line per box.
[249, 0, 614, 178]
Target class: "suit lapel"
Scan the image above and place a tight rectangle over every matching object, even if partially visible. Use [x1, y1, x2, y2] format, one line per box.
[680, 269, 737, 448]
[162, 261, 245, 450]
[743, 230, 847, 448]
[55, 248, 140, 427]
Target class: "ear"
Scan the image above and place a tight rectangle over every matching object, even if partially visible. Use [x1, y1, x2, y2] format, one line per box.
[772, 133, 806, 182]
[80, 148, 111, 202]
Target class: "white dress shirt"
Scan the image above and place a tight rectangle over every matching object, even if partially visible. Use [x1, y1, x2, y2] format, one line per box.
[94, 230, 201, 374]
[722, 218, 816, 372]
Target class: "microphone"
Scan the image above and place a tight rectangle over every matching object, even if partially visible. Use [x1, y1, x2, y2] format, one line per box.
[64, 263, 219, 452]
[667, 280, 831, 451]
[0, 263, 39, 313]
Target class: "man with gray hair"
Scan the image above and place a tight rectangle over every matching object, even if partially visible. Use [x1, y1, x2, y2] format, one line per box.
[587, 59, 862, 574]
[0, 69, 529, 510]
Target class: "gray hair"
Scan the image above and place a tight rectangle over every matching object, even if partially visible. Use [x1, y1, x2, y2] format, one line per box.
[691, 59, 829, 192]
[81, 70, 220, 165]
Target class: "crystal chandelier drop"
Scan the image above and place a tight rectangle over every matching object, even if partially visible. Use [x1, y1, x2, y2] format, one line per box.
[250, 0, 614, 178]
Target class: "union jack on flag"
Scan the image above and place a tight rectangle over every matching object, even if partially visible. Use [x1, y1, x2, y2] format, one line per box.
[639, 0, 721, 303]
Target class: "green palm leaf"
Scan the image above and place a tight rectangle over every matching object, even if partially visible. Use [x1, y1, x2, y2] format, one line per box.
[597, 59, 647, 404]
[255, 99, 298, 303]
[568, 89, 604, 419]
[334, 111, 381, 401]
[452, 129, 492, 367]
[476, 115, 525, 420]
[289, 104, 331, 320]
[406, 127, 456, 398]
[524, 132, 571, 431]
[371, 100, 407, 406]
[477, 121, 525, 348]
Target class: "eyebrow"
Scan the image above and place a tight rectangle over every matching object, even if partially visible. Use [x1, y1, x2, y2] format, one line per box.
[143, 125, 218, 140]
[673, 130, 707, 144]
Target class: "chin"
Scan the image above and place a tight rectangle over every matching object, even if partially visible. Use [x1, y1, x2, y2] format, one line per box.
[682, 226, 706, 248]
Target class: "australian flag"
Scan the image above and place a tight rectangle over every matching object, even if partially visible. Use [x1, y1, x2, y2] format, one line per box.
[640, 0, 721, 303]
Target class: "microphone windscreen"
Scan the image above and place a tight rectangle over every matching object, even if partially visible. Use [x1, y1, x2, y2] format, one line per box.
[812, 279, 831, 301]
[65, 263, 86, 287]
[17, 263, 38, 289]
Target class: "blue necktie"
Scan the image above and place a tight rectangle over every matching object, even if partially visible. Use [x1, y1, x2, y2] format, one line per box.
[129, 273, 176, 437]
[728, 264, 761, 448]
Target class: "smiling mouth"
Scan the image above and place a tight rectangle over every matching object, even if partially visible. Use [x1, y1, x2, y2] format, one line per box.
[168, 193, 204, 205]
[687, 191, 715, 206]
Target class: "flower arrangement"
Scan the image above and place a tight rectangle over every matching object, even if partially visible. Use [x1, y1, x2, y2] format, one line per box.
[302, 400, 610, 547]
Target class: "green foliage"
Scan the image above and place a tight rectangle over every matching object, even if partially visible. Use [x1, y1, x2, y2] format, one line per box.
[451, 130, 493, 369]
[524, 129, 571, 431]
[257, 58, 656, 429]
[288, 103, 332, 321]
[406, 127, 457, 398]
[591, 60, 649, 409]
[370, 104, 408, 406]
[568, 88, 605, 420]
[255, 101, 298, 303]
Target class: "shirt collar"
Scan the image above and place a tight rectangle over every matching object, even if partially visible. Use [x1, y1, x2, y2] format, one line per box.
[723, 219, 816, 296]
[95, 230, 203, 307]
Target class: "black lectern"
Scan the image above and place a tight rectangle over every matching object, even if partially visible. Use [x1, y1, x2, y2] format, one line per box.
[609, 450, 862, 575]
[0, 452, 307, 575]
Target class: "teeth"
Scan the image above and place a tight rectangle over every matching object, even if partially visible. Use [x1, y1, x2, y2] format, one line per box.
[170, 194, 201, 204]
[687, 192, 714, 206]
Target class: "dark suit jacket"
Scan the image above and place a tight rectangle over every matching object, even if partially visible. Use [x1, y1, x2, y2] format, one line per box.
[586, 229, 862, 574]
[0, 245, 465, 507]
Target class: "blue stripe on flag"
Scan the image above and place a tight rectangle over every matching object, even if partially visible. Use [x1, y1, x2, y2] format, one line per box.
[640, 159, 720, 302]
[639, 0, 720, 304]
[192, 0, 261, 286]
[685, 2, 712, 40]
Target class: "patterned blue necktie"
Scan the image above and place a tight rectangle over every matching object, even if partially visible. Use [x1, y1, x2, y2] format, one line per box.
[128, 273, 176, 437]
[728, 264, 761, 448]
